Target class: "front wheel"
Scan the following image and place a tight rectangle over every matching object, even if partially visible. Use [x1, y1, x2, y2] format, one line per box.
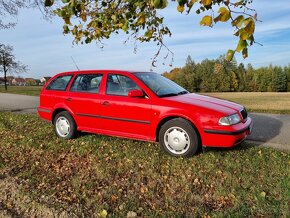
[159, 118, 200, 157]
[53, 111, 77, 139]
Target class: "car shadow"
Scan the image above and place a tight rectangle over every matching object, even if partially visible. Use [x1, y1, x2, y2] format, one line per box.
[204, 113, 283, 153]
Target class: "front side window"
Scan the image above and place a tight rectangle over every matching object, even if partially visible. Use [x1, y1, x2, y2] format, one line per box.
[70, 74, 103, 93]
[134, 72, 188, 97]
[46, 75, 72, 91]
[106, 74, 140, 96]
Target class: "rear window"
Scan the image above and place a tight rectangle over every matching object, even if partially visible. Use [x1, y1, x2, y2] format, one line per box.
[46, 75, 72, 91]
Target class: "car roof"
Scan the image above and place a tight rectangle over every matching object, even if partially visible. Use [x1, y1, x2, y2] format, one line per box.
[55, 70, 153, 76]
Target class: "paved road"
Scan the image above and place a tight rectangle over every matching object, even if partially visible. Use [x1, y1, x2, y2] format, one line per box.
[0, 93, 39, 113]
[0, 93, 289, 151]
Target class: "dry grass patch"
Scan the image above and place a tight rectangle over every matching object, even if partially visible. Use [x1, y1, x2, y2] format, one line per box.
[206, 92, 290, 114]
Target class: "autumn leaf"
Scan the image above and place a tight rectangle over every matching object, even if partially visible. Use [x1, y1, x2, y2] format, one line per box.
[200, 15, 212, 27]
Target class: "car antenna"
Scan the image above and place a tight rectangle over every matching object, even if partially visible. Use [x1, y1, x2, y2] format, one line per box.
[71, 56, 80, 71]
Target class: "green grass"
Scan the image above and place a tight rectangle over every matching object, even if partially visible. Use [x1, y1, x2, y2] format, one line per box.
[0, 112, 289, 217]
[0, 86, 42, 96]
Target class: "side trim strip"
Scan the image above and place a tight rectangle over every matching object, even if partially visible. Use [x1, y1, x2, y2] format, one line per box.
[38, 108, 51, 113]
[76, 113, 150, 124]
[204, 122, 252, 135]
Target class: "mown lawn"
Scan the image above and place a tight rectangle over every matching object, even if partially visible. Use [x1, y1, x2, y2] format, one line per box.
[0, 112, 289, 217]
[0, 86, 42, 96]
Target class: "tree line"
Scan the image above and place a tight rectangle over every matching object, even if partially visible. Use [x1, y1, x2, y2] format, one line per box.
[163, 56, 290, 92]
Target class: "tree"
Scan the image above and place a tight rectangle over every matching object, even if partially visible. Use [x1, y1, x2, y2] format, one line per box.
[0, 0, 51, 29]
[272, 66, 288, 92]
[44, 0, 258, 64]
[0, 44, 28, 90]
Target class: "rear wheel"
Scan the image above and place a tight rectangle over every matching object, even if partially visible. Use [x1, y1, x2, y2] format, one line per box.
[159, 118, 200, 157]
[53, 111, 77, 139]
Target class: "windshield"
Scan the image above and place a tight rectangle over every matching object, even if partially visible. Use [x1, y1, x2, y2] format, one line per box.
[134, 72, 189, 97]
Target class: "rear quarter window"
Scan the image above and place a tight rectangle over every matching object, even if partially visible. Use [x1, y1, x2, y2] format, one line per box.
[46, 75, 73, 91]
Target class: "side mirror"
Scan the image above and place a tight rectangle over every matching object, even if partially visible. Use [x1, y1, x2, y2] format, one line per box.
[128, 89, 144, 98]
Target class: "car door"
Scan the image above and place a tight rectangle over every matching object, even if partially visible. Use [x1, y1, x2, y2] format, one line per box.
[66, 73, 104, 130]
[99, 73, 152, 139]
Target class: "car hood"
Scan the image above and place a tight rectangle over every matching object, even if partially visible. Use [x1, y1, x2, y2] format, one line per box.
[165, 93, 242, 115]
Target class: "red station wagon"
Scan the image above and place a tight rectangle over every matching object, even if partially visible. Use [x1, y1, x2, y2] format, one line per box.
[38, 70, 253, 157]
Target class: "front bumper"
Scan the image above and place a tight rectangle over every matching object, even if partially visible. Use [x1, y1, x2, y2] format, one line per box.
[202, 117, 253, 147]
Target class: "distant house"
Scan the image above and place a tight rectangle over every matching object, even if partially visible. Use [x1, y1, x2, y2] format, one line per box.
[12, 78, 27, 86]
[35, 79, 41, 86]
[6, 76, 14, 85]
[0, 77, 5, 85]
[25, 78, 37, 86]
[40, 77, 52, 84]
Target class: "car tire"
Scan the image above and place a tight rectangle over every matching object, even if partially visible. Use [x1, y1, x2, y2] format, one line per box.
[53, 111, 78, 139]
[159, 118, 200, 157]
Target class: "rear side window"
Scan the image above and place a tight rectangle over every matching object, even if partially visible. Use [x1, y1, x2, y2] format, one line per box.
[70, 74, 103, 94]
[46, 75, 72, 91]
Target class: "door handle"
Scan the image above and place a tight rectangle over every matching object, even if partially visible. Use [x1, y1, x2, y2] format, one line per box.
[66, 97, 72, 102]
[101, 101, 110, 106]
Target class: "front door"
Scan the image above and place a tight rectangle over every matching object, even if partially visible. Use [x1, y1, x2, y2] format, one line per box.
[99, 73, 152, 140]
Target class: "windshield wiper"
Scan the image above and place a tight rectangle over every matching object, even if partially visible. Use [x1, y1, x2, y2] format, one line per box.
[177, 91, 189, 95]
[158, 93, 178, 98]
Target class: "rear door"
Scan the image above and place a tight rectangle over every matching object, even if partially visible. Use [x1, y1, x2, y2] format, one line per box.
[66, 73, 104, 130]
[39, 75, 73, 120]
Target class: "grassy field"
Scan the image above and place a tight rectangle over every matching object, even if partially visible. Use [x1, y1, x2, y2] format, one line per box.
[0, 112, 289, 217]
[206, 92, 290, 114]
[0, 86, 42, 96]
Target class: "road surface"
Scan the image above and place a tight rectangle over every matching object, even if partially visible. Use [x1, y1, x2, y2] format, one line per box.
[0, 93, 39, 113]
[0, 93, 289, 151]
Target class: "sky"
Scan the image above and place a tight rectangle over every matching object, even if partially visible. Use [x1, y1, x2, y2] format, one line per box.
[1, 0, 290, 79]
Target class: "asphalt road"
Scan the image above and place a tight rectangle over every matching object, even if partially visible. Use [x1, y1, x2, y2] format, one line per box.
[0, 93, 39, 113]
[0, 93, 289, 151]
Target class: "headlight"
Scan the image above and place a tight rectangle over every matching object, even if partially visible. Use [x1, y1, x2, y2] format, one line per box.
[219, 113, 241, 126]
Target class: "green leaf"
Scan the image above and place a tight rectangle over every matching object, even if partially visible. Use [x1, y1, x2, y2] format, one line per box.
[154, 0, 168, 9]
[236, 39, 248, 52]
[247, 35, 255, 45]
[177, 0, 187, 6]
[63, 25, 69, 34]
[226, 49, 235, 61]
[62, 0, 70, 3]
[200, 15, 212, 27]
[44, 0, 54, 7]
[214, 7, 230, 23]
[231, 15, 244, 28]
[244, 18, 255, 36]
[242, 48, 248, 59]
[240, 29, 249, 40]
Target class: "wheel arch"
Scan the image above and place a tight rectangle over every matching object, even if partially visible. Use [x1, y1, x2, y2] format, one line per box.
[52, 107, 75, 124]
[155, 115, 202, 145]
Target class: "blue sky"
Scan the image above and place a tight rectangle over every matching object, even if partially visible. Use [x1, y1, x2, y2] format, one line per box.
[1, 0, 290, 79]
